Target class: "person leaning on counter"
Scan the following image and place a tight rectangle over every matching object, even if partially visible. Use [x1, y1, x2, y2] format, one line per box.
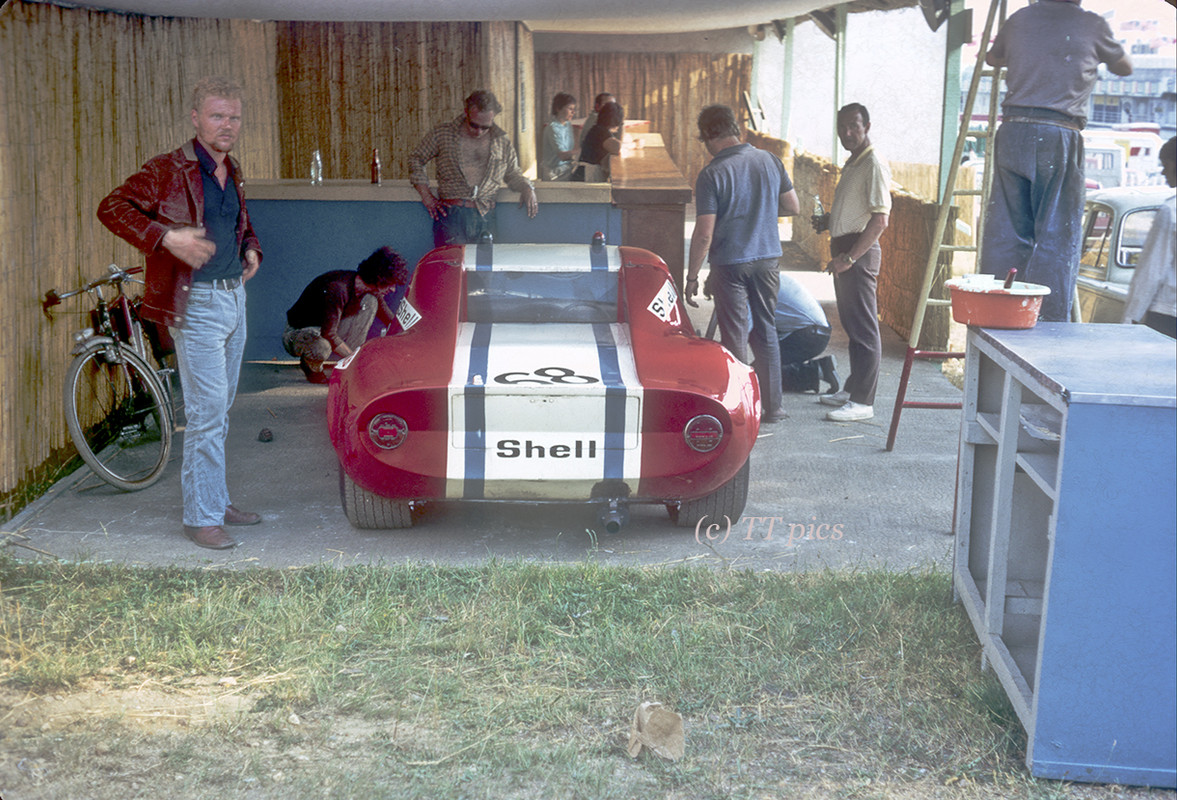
[408, 89, 538, 247]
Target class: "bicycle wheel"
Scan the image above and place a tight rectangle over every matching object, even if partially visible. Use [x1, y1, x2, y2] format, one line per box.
[64, 345, 173, 491]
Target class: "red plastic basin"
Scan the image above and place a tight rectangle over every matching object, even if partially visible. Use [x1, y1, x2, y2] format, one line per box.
[944, 277, 1051, 329]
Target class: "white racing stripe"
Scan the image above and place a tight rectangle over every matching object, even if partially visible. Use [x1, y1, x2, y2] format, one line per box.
[446, 323, 642, 500]
[461, 243, 620, 272]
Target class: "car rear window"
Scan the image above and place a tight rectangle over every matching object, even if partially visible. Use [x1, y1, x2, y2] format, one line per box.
[465, 271, 618, 323]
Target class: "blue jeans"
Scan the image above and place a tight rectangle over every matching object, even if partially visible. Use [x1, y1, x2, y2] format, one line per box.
[434, 205, 497, 247]
[779, 325, 831, 393]
[980, 120, 1085, 322]
[712, 258, 783, 418]
[170, 282, 247, 527]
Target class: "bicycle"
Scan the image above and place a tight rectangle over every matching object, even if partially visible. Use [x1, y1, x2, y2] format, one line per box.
[43, 264, 178, 491]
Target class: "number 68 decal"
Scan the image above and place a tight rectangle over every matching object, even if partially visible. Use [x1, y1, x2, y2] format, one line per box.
[647, 280, 680, 324]
[494, 366, 600, 385]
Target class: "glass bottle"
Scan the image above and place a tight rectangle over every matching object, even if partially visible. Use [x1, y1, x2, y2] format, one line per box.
[310, 149, 323, 185]
[371, 148, 382, 185]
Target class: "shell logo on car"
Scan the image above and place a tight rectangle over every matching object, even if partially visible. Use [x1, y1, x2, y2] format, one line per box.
[447, 321, 642, 499]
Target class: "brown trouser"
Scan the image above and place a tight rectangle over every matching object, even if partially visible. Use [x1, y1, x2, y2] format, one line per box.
[831, 235, 881, 406]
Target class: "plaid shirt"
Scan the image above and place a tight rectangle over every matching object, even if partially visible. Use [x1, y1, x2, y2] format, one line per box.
[408, 116, 532, 216]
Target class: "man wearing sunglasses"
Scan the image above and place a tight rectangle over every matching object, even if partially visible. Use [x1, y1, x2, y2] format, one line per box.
[409, 89, 539, 247]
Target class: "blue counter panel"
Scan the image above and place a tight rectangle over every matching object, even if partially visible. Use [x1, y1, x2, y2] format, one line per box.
[244, 198, 620, 360]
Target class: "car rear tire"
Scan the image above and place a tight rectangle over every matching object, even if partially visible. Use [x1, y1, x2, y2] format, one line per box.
[671, 458, 750, 528]
[339, 465, 413, 529]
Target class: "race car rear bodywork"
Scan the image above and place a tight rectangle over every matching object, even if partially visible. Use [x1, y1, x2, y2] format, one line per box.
[328, 241, 760, 529]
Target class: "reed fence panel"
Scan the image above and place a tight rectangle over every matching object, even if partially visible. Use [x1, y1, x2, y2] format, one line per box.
[0, 0, 277, 514]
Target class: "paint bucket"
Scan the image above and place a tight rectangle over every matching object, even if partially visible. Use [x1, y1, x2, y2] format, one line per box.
[944, 275, 1051, 329]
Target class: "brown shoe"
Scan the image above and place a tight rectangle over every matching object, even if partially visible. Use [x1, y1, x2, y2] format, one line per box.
[224, 505, 261, 526]
[183, 525, 237, 550]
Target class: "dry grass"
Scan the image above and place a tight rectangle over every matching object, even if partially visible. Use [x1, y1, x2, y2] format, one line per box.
[1, 557, 1173, 800]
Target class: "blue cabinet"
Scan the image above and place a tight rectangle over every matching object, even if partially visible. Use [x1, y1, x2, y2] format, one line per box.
[954, 323, 1176, 787]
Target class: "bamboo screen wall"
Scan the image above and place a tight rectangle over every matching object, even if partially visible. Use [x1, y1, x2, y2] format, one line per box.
[534, 52, 752, 188]
[275, 21, 536, 183]
[0, 0, 280, 516]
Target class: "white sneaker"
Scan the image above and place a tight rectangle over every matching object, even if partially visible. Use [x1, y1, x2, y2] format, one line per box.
[819, 390, 850, 406]
[826, 401, 874, 422]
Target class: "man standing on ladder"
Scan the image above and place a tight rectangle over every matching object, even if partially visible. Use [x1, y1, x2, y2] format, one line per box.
[979, 0, 1132, 322]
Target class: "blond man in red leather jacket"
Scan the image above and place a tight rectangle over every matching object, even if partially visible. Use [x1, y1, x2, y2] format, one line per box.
[97, 76, 263, 551]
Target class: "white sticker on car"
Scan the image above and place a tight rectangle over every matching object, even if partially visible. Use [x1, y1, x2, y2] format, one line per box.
[647, 279, 680, 325]
[396, 298, 421, 331]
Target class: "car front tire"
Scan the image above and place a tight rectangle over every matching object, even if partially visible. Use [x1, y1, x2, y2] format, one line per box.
[670, 457, 750, 528]
[339, 464, 413, 529]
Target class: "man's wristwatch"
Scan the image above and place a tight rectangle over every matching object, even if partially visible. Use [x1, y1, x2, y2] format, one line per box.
[842, 252, 856, 265]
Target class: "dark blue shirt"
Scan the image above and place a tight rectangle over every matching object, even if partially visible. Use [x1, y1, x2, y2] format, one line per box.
[695, 143, 793, 267]
[193, 140, 242, 282]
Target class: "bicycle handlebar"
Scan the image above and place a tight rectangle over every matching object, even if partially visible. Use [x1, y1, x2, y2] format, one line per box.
[43, 264, 144, 315]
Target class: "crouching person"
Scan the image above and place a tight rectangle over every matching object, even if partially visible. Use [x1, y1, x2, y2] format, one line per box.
[283, 246, 410, 383]
[776, 274, 840, 395]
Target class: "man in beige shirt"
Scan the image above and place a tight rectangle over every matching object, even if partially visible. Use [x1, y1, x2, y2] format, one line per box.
[813, 103, 891, 422]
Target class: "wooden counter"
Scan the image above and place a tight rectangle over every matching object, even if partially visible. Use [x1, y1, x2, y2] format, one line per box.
[241, 145, 692, 359]
[246, 179, 611, 205]
[609, 134, 693, 287]
[249, 143, 694, 287]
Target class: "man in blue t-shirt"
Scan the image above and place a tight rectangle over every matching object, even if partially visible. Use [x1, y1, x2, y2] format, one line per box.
[686, 104, 799, 423]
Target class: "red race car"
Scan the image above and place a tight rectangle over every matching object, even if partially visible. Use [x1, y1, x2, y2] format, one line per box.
[328, 238, 761, 532]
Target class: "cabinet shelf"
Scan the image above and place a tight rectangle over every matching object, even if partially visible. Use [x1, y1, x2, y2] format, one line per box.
[954, 324, 1176, 788]
[1014, 433, 1058, 499]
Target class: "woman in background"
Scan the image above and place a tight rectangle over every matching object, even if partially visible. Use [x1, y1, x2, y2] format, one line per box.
[541, 92, 578, 181]
[579, 101, 623, 182]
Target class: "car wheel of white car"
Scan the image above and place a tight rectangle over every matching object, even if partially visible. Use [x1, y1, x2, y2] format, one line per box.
[670, 458, 750, 528]
[340, 465, 413, 529]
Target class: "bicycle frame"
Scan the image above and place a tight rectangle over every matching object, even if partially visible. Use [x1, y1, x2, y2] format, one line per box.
[45, 265, 178, 491]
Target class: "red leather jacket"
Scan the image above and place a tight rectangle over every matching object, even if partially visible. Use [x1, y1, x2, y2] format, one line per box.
[96, 139, 262, 328]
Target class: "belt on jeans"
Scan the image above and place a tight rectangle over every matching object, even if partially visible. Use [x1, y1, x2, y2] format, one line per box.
[1004, 115, 1083, 131]
[195, 277, 242, 290]
[441, 198, 492, 209]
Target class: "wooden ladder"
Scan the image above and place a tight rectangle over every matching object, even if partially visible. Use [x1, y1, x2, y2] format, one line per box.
[885, 0, 1006, 452]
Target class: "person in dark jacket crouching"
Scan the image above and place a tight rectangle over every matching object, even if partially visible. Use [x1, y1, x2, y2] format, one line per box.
[283, 246, 410, 384]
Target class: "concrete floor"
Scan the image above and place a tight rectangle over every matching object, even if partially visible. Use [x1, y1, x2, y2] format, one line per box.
[5, 243, 965, 573]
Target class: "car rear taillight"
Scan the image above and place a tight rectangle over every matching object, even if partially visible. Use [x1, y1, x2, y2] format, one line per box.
[683, 414, 723, 452]
[368, 413, 408, 450]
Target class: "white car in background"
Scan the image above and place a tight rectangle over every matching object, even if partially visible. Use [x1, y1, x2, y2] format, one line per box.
[1076, 186, 1174, 323]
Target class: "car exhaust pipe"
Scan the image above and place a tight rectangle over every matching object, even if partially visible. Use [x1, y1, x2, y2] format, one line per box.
[598, 499, 629, 534]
